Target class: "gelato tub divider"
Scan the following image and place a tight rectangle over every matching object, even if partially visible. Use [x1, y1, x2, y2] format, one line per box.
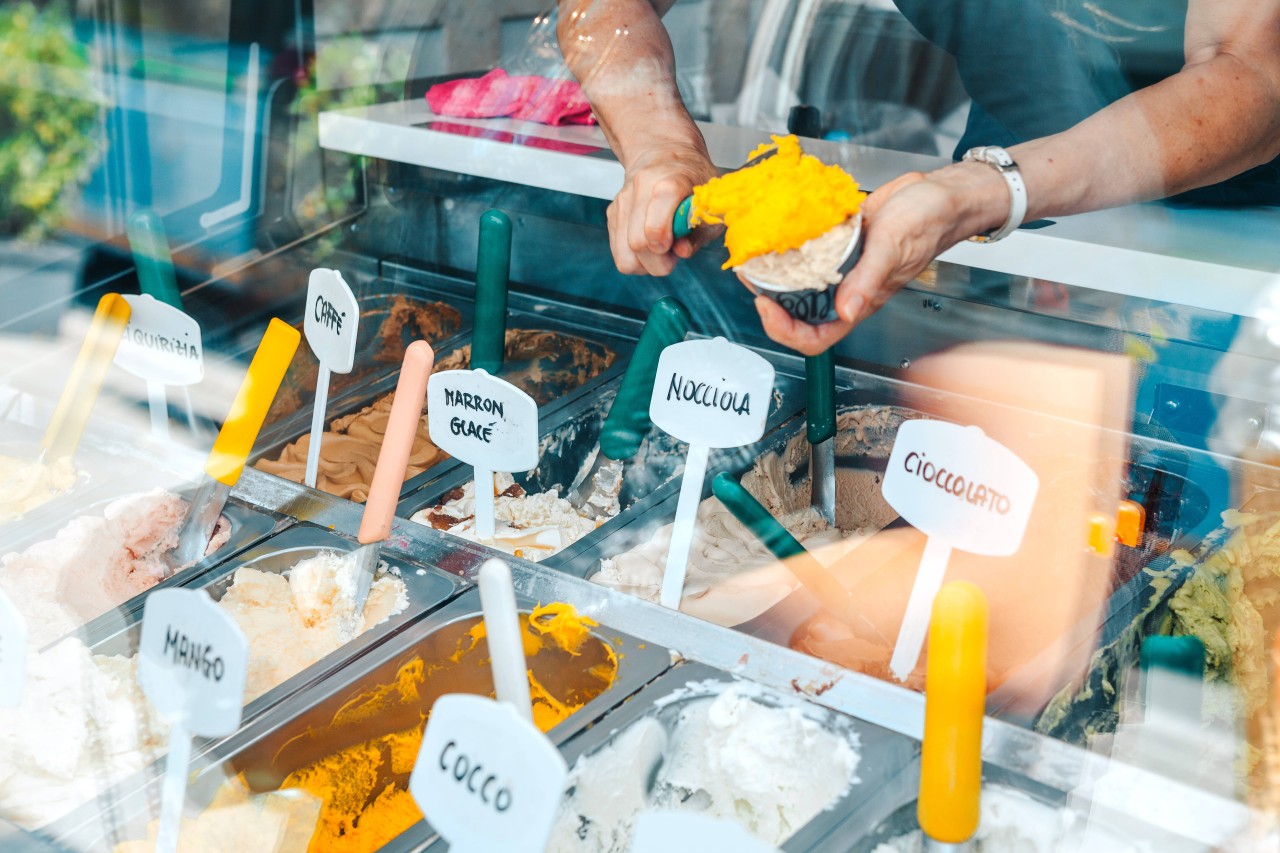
[50, 585, 670, 853]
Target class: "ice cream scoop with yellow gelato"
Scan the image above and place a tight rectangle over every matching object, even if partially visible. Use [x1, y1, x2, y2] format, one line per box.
[690, 134, 866, 288]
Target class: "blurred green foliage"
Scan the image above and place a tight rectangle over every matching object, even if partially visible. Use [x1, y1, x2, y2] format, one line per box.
[0, 1, 100, 240]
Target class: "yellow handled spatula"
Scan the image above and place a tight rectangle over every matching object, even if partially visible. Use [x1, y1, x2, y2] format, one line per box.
[348, 340, 434, 615]
[39, 293, 132, 462]
[919, 581, 987, 852]
[167, 319, 300, 570]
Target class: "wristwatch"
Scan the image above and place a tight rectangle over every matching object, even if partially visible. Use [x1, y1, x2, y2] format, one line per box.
[961, 145, 1027, 243]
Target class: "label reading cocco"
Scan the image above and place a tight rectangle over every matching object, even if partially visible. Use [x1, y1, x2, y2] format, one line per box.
[428, 370, 539, 473]
[304, 268, 359, 374]
[649, 337, 775, 448]
[138, 589, 248, 735]
[115, 294, 204, 386]
[0, 589, 27, 708]
[882, 420, 1039, 556]
[410, 694, 566, 853]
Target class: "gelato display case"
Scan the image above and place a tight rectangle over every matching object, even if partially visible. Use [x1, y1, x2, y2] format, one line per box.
[4, 0, 1280, 850]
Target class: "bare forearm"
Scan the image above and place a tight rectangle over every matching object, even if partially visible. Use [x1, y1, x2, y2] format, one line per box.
[1011, 53, 1280, 220]
[557, 0, 705, 166]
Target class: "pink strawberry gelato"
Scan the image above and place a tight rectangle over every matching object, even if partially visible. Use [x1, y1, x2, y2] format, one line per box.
[0, 489, 231, 648]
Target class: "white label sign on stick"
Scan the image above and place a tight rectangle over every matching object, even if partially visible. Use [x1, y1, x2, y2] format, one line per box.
[302, 269, 360, 488]
[116, 294, 205, 386]
[138, 588, 248, 735]
[410, 694, 567, 853]
[428, 369, 539, 471]
[632, 811, 779, 853]
[304, 269, 359, 374]
[138, 589, 248, 853]
[882, 420, 1039, 681]
[650, 338, 775, 610]
[650, 337, 774, 448]
[0, 589, 27, 708]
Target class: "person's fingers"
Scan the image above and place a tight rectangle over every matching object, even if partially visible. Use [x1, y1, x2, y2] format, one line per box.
[639, 250, 677, 276]
[607, 197, 644, 275]
[835, 228, 898, 323]
[673, 221, 723, 259]
[626, 183, 653, 263]
[754, 296, 852, 355]
[643, 176, 687, 254]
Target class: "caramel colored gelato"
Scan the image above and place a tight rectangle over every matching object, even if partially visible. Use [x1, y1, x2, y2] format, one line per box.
[225, 603, 617, 853]
[256, 329, 616, 501]
[266, 296, 463, 423]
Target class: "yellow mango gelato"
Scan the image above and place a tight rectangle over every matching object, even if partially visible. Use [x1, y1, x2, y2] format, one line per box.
[690, 134, 866, 268]
[223, 602, 617, 853]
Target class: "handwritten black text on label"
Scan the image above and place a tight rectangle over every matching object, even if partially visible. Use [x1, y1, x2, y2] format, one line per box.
[439, 740, 513, 813]
[162, 625, 226, 681]
[902, 452, 1012, 515]
[314, 294, 346, 335]
[666, 373, 751, 416]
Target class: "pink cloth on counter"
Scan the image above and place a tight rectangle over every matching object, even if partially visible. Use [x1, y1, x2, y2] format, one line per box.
[425, 68, 595, 126]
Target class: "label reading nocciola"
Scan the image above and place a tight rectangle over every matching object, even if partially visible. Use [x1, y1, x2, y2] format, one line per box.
[650, 337, 775, 448]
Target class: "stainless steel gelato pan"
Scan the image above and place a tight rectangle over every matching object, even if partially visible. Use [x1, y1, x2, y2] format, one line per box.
[51, 586, 670, 853]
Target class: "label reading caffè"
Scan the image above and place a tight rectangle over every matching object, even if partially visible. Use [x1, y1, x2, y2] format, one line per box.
[138, 589, 248, 735]
[304, 268, 359, 374]
[428, 369, 539, 473]
[650, 337, 775, 448]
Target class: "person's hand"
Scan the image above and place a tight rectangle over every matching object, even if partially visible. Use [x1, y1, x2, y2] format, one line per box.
[749, 164, 1009, 355]
[609, 141, 722, 276]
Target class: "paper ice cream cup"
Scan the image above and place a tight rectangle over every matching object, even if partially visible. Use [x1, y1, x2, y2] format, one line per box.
[740, 214, 863, 326]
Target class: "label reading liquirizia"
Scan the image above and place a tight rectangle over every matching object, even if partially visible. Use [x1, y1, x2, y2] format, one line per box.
[0, 589, 27, 708]
[410, 694, 566, 853]
[882, 420, 1038, 556]
[649, 337, 775, 448]
[138, 589, 248, 734]
[304, 268, 359, 374]
[115, 294, 204, 386]
[428, 369, 539, 472]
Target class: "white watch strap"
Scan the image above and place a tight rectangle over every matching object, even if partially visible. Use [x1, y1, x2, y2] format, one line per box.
[963, 146, 1027, 243]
